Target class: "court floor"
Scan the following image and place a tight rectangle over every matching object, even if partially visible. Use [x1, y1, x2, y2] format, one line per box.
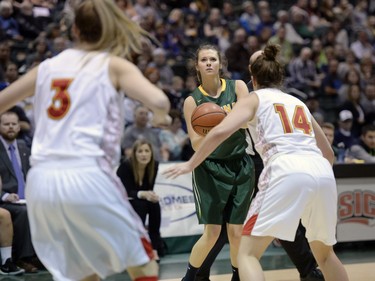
[1, 241, 374, 280]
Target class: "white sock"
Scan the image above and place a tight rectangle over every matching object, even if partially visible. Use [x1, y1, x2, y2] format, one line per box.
[0, 247, 12, 264]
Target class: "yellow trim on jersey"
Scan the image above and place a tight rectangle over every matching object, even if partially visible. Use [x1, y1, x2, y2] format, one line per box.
[198, 78, 227, 96]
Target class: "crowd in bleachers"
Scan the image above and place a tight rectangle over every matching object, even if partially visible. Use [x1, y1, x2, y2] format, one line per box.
[1, 0, 375, 162]
[0, 0, 374, 274]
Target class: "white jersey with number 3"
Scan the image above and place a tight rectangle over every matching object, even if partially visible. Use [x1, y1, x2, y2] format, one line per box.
[32, 49, 124, 168]
[248, 88, 321, 165]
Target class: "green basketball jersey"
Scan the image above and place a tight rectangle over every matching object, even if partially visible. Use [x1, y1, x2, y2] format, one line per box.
[190, 79, 247, 160]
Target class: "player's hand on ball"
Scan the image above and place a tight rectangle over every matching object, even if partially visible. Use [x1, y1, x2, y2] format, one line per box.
[163, 162, 193, 179]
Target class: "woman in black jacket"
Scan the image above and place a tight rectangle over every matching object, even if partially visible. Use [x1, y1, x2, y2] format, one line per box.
[117, 139, 165, 258]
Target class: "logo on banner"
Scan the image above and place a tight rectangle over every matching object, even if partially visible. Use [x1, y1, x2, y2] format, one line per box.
[338, 190, 375, 226]
[157, 182, 196, 222]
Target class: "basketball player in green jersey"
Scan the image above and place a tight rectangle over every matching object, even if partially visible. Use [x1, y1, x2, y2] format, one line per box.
[180, 44, 255, 281]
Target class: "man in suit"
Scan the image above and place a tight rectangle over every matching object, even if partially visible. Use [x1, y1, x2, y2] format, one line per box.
[0, 111, 38, 273]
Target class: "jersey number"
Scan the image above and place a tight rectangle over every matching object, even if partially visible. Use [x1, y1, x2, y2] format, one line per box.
[47, 79, 73, 120]
[274, 104, 312, 135]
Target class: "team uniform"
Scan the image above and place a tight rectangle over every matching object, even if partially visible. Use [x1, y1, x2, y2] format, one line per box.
[25, 49, 153, 281]
[190, 79, 254, 225]
[243, 88, 337, 245]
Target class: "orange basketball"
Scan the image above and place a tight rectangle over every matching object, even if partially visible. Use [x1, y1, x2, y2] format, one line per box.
[191, 102, 227, 136]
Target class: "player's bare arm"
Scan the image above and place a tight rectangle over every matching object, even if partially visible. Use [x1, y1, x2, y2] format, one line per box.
[235, 79, 250, 100]
[183, 96, 204, 151]
[164, 94, 258, 179]
[312, 117, 335, 165]
[109, 56, 170, 126]
[0, 67, 38, 114]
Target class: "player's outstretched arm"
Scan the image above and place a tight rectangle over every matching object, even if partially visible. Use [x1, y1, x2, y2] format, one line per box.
[164, 94, 258, 179]
[109, 56, 171, 126]
[0, 67, 38, 114]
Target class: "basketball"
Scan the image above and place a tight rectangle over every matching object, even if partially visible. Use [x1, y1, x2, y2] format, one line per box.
[191, 102, 227, 136]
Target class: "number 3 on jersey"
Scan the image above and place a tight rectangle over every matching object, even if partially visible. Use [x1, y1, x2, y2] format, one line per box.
[274, 104, 312, 135]
[47, 79, 73, 120]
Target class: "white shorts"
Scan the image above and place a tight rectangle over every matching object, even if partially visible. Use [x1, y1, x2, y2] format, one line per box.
[243, 154, 337, 246]
[25, 159, 152, 281]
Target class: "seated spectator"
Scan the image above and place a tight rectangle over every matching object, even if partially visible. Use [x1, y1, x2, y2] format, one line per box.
[0, 1, 22, 41]
[321, 122, 339, 162]
[339, 84, 366, 137]
[334, 110, 357, 154]
[25, 37, 51, 69]
[361, 83, 375, 125]
[15, 1, 42, 40]
[268, 25, 293, 66]
[273, 10, 304, 45]
[121, 105, 166, 162]
[116, 139, 165, 258]
[166, 75, 186, 112]
[350, 30, 373, 62]
[159, 109, 189, 161]
[0, 205, 24, 276]
[239, 1, 260, 36]
[287, 47, 322, 97]
[225, 28, 250, 80]
[348, 124, 375, 163]
[320, 58, 343, 101]
[0, 112, 40, 273]
[147, 48, 174, 92]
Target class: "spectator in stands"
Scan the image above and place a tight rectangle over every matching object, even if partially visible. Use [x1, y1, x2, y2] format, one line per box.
[289, 0, 315, 40]
[116, 139, 165, 258]
[0, 111, 39, 273]
[338, 68, 363, 104]
[25, 37, 51, 69]
[148, 48, 174, 92]
[350, 30, 373, 62]
[334, 110, 357, 152]
[269, 25, 294, 65]
[320, 58, 343, 101]
[337, 50, 360, 81]
[333, 0, 353, 26]
[287, 47, 321, 97]
[30, 0, 54, 31]
[311, 38, 328, 73]
[359, 56, 375, 86]
[305, 96, 327, 124]
[321, 122, 340, 162]
[273, 10, 304, 45]
[134, 0, 160, 21]
[331, 20, 349, 50]
[348, 124, 375, 163]
[115, 0, 138, 20]
[339, 84, 366, 137]
[225, 28, 250, 80]
[166, 75, 186, 112]
[122, 105, 166, 162]
[222, 1, 239, 33]
[50, 36, 69, 56]
[159, 109, 189, 161]
[361, 83, 375, 125]
[0, 41, 11, 83]
[352, 0, 369, 31]
[15, 1, 41, 40]
[183, 12, 203, 56]
[239, 1, 260, 36]
[0, 1, 22, 41]
[203, 8, 230, 52]
[247, 35, 260, 58]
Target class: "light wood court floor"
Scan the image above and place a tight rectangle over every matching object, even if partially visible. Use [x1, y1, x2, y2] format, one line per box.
[161, 262, 375, 281]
